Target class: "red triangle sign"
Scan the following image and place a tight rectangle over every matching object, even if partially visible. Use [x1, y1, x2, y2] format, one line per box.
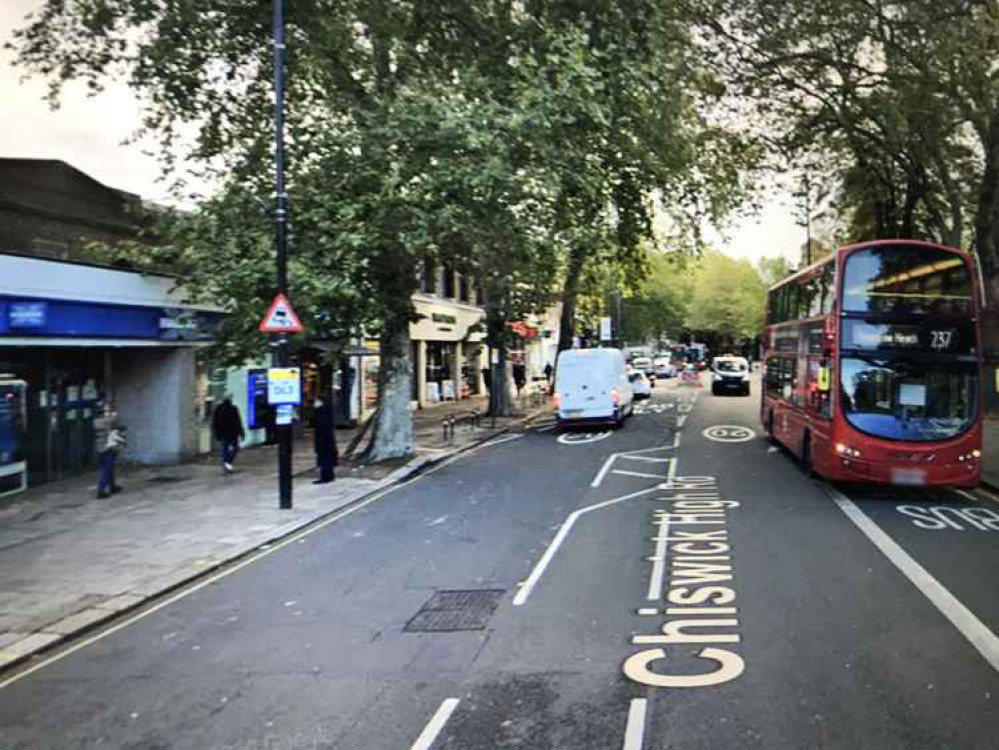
[259, 293, 304, 333]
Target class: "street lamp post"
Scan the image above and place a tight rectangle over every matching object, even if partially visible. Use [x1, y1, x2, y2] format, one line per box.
[273, 0, 292, 509]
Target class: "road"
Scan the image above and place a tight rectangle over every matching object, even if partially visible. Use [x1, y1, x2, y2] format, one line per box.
[1, 375, 997, 749]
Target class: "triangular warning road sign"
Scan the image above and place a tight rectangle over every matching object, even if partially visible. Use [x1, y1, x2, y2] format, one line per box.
[259, 293, 304, 333]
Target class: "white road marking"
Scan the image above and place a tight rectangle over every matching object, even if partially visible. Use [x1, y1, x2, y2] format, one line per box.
[619, 455, 672, 463]
[410, 698, 460, 750]
[537, 425, 555, 433]
[428, 516, 448, 527]
[676, 415, 687, 429]
[613, 469, 669, 480]
[483, 434, 524, 448]
[958, 488, 999, 508]
[622, 698, 648, 750]
[513, 486, 660, 606]
[826, 485, 999, 673]
[646, 458, 678, 601]
[591, 453, 620, 488]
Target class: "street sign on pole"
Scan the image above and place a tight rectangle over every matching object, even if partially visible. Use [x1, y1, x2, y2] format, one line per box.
[599, 317, 613, 342]
[259, 293, 303, 334]
[267, 367, 302, 405]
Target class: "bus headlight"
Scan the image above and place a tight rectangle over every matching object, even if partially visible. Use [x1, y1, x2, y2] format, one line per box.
[835, 443, 862, 458]
[958, 449, 981, 462]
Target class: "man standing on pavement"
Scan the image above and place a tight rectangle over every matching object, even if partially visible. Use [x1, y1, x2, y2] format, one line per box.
[312, 396, 338, 484]
[212, 396, 245, 474]
[94, 399, 124, 498]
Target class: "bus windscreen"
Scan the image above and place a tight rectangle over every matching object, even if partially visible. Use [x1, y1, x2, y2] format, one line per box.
[842, 246, 973, 316]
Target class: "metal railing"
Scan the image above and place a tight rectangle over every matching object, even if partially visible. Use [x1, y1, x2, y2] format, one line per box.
[442, 410, 482, 442]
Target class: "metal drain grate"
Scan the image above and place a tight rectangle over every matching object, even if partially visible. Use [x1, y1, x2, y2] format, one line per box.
[404, 589, 505, 632]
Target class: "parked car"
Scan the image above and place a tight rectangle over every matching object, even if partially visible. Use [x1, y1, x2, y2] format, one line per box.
[555, 348, 635, 428]
[711, 355, 751, 396]
[632, 356, 654, 375]
[653, 356, 676, 379]
[629, 370, 652, 399]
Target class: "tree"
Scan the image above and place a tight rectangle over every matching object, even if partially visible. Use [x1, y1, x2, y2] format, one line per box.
[686, 252, 766, 344]
[757, 256, 794, 288]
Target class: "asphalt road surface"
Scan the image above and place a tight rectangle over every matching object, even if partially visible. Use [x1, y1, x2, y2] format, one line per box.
[1, 375, 997, 749]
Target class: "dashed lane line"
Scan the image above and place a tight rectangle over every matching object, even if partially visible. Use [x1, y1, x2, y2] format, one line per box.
[513, 485, 661, 606]
[826, 484, 999, 673]
[622, 698, 648, 750]
[410, 698, 460, 750]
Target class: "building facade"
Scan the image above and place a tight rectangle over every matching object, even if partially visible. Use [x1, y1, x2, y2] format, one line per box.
[0, 254, 222, 494]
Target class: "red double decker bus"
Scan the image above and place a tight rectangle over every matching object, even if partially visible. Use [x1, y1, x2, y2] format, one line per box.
[761, 240, 982, 487]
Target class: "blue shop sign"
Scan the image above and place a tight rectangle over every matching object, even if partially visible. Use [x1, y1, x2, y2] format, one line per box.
[0, 296, 222, 341]
[8, 302, 47, 329]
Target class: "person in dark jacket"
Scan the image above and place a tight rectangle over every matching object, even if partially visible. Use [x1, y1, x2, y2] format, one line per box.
[212, 396, 245, 474]
[312, 397, 338, 484]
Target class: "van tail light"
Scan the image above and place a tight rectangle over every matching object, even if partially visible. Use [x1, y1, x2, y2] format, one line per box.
[553, 392, 561, 407]
[610, 387, 620, 406]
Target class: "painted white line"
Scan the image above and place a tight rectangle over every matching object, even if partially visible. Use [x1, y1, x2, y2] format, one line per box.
[672, 432, 682, 449]
[410, 698, 460, 750]
[957, 488, 999, 507]
[619, 455, 672, 464]
[826, 485, 999, 673]
[613, 469, 668, 480]
[591, 453, 620, 488]
[676, 415, 687, 429]
[513, 486, 660, 606]
[0, 438, 495, 691]
[483, 434, 524, 448]
[646, 458, 677, 601]
[622, 698, 648, 750]
[537, 426, 555, 433]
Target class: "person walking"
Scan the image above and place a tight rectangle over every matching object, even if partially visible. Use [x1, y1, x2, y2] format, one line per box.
[212, 396, 245, 474]
[312, 396, 338, 484]
[543, 362, 553, 386]
[94, 401, 125, 498]
[513, 361, 527, 397]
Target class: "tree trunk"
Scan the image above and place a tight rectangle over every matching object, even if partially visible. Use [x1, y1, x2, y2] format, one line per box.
[366, 310, 413, 462]
[486, 305, 513, 417]
[557, 248, 586, 355]
[975, 104, 999, 310]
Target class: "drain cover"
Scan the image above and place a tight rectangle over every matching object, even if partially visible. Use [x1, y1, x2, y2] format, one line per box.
[404, 589, 505, 632]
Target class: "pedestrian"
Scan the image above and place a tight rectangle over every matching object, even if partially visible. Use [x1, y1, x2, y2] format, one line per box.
[543, 362, 553, 386]
[212, 396, 245, 474]
[312, 396, 339, 484]
[94, 400, 125, 499]
[513, 362, 526, 396]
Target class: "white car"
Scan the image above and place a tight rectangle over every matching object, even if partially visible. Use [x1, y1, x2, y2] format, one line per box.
[653, 356, 676, 378]
[631, 356, 655, 376]
[711, 355, 751, 396]
[628, 370, 652, 399]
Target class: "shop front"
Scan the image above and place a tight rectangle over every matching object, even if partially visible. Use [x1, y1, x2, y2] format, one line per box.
[410, 297, 485, 408]
[0, 254, 222, 491]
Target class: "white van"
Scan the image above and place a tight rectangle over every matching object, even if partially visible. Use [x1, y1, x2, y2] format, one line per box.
[555, 348, 634, 428]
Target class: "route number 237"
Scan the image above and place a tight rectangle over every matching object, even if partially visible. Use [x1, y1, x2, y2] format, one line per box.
[930, 330, 954, 351]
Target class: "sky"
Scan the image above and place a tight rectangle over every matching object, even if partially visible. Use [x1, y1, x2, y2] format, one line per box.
[1, 0, 803, 266]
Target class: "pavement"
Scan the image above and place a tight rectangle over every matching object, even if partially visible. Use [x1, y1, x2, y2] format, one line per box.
[1, 376, 998, 749]
[0, 393, 552, 673]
